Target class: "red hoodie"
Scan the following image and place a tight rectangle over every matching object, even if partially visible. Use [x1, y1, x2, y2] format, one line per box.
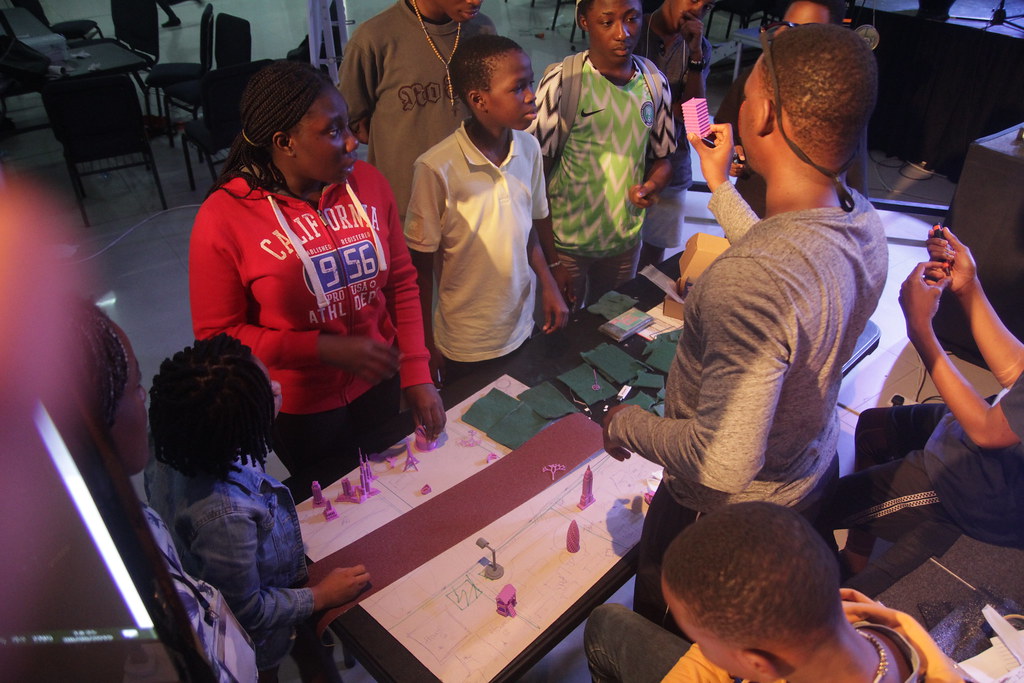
[189, 161, 431, 414]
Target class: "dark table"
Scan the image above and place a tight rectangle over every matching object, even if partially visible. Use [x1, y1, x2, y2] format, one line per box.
[285, 253, 882, 681]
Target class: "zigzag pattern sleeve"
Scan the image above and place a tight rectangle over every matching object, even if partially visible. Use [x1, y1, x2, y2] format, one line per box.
[530, 62, 564, 158]
[648, 69, 676, 159]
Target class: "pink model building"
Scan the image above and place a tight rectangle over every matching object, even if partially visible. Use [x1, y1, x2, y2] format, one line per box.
[403, 444, 420, 472]
[359, 453, 380, 497]
[643, 490, 655, 505]
[414, 425, 439, 451]
[486, 452, 499, 463]
[681, 97, 711, 138]
[385, 455, 398, 469]
[359, 450, 379, 482]
[335, 477, 363, 504]
[420, 484, 432, 495]
[496, 584, 517, 617]
[459, 430, 482, 448]
[566, 520, 581, 553]
[577, 466, 596, 510]
[311, 481, 325, 507]
[322, 499, 339, 521]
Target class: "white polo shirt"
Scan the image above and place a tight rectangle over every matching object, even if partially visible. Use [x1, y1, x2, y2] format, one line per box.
[405, 123, 549, 362]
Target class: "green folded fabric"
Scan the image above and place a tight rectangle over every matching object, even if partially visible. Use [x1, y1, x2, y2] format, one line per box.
[517, 381, 578, 419]
[486, 403, 550, 450]
[643, 335, 679, 374]
[586, 290, 639, 319]
[623, 392, 657, 411]
[461, 388, 522, 432]
[633, 372, 665, 390]
[557, 363, 618, 404]
[582, 343, 646, 385]
[653, 402, 665, 417]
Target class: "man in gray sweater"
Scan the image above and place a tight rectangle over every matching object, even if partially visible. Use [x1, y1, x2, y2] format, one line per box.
[603, 23, 888, 626]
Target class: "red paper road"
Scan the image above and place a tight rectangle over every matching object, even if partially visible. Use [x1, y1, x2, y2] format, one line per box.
[309, 412, 603, 633]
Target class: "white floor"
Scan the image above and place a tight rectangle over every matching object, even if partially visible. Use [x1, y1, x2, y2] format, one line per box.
[2, 1, 1000, 681]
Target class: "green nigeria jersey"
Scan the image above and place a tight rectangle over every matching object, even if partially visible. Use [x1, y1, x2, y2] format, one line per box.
[547, 59, 659, 257]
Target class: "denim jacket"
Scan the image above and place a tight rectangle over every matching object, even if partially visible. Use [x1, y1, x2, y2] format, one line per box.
[146, 459, 314, 670]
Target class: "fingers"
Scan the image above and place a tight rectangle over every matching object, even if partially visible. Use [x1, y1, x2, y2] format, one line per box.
[408, 384, 446, 440]
[359, 341, 400, 383]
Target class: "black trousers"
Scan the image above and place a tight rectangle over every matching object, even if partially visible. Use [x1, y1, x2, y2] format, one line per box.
[819, 405, 962, 597]
[633, 454, 838, 632]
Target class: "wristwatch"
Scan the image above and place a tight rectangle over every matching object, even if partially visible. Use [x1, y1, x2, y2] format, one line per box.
[687, 57, 707, 72]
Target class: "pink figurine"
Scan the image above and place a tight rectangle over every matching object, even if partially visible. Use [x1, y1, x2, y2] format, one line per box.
[420, 484, 432, 495]
[311, 481, 325, 507]
[496, 584, 517, 618]
[403, 444, 420, 472]
[542, 463, 566, 480]
[322, 499, 339, 521]
[566, 520, 581, 553]
[681, 97, 711, 138]
[486, 452, 499, 463]
[335, 477, 363, 504]
[359, 450, 379, 482]
[359, 453, 380, 498]
[577, 466, 596, 510]
[414, 425, 439, 451]
[459, 430, 482, 448]
[385, 455, 398, 469]
[643, 490, 655, 505]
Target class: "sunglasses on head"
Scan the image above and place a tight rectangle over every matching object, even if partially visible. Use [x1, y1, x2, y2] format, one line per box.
[757, 23, 857, 212]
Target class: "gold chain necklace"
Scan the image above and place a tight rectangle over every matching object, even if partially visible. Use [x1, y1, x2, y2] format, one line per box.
[858, 630, 890, 683]
[410, 0, 461, 109]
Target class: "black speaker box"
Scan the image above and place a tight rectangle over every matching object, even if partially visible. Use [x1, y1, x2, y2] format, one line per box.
[933, 125, 1024, 367]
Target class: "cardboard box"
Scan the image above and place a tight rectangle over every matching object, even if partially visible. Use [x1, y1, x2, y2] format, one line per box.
[678, 232, 730, 284]
[662, 233, 730, 320]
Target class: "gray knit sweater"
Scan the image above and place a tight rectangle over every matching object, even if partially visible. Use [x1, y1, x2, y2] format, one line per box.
[609, 182, 887, 510]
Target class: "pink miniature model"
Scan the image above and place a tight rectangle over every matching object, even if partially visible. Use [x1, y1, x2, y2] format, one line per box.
[420, 484, 432, 495]
[359, 450, 379, 481]
[311, 480, 325, 507]
[496, 584, 517, 617]
[335, 477, 363, 504]
[459, 430, 482, 448]
[542, 463, 566, 480]
[577, 466, 596, 510]
[359, 453, 380, 497]
[414, 424, 439, 451]
[385, 455, 398, 469]
[681, 97, 711, 138]
[322, 499, 339, 521]
[486, 452, 500, 463]
[403, 444, 420, 472]
[566, 520, 581, 553]
[643, 490, 655, 505]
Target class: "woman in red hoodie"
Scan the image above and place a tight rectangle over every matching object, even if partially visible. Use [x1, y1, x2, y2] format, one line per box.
[189, 60, 445, 475]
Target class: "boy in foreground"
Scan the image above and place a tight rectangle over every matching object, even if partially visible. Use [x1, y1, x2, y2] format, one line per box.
[585, 502, 965, 682]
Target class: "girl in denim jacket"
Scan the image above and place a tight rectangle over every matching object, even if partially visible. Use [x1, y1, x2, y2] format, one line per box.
[146, 334, 369, 681]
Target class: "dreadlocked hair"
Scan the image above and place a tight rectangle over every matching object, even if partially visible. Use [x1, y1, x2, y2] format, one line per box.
[149, 334, 275, 480]
[211, 60, 334, 198]
[71, 299, 128, 429]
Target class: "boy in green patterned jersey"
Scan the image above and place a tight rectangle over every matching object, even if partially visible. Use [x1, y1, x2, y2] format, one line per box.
[530, 0, 676, 308]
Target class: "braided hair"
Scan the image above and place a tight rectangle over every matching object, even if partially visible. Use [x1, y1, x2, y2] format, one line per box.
[211, 60, 335, 198]
[71, 300, 128, 429]
[149, 334, 275, 480]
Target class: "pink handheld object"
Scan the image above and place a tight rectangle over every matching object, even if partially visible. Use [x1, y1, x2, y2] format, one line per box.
[681, 98, 715, 147]
[415, 425, 440, 451]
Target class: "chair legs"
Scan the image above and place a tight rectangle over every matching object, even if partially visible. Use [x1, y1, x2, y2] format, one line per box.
[183, 136, 197, 191]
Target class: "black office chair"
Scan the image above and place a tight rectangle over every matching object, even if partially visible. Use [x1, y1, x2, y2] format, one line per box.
[156, 3, 215, 146]
[11, 0, 103, 42]
[181, 60, 269, 191]
[214, 13, 252, 68]
[42, 74, 167, 226]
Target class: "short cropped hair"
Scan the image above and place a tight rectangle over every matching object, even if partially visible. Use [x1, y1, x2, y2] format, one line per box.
[149, 334, 274, 480]
[450, 35, 525, 102]
[662, 502, 841, 650]
[760, 23, 877, 166]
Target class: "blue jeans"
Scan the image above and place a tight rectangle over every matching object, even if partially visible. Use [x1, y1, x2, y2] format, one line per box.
[585, 603, 690, 683]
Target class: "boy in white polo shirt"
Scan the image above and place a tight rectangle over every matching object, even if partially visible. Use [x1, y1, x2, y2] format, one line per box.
[405, 35, 569, 385]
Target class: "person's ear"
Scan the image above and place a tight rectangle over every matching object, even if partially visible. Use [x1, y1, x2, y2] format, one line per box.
[467, 88, 488, 113]
[272, 130, 294, 157]
[753, 97, 775, 138]
[742, 648, 785, 680]
[577, 11, 589, 32]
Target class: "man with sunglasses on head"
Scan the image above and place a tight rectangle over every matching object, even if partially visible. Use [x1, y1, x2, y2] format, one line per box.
[603, 22, 887, 628]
